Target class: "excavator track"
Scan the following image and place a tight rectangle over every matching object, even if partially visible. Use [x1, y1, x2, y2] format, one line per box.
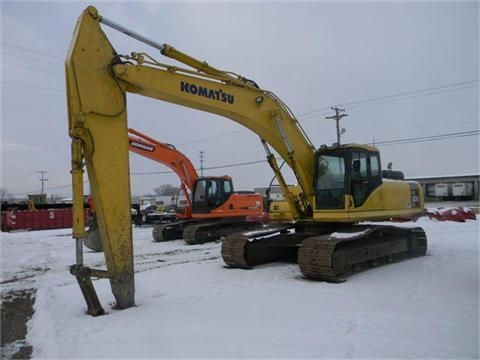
[221, 225, 303, 268]
[298, 225, 427, 282]
[221, 235, 250, 268]
[152, 220, 195, 242]
[183, 220, 261, 245]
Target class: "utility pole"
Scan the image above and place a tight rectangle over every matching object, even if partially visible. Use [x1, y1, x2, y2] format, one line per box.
[38, 171, 48, 194]
[325, 106, 348, 146]
[199, 151, 205, 176]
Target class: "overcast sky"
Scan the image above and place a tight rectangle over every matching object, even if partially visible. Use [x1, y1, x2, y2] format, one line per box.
[1, 1, 478, 198]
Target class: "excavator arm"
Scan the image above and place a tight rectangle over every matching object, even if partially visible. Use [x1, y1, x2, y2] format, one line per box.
[67, 6, 315, 217]
[66, 7, 133, 314]
[66, 6, 315, 314]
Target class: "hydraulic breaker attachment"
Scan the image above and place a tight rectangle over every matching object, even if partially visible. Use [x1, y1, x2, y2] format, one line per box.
[70, 235, 104, 316]
[70, 264, 105, 316]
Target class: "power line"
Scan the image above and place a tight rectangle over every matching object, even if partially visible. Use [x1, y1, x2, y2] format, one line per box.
[204, 159, 268, 171]
[161, 79, 480, 147]
[131, 158, 269, 176]
[9, 128, 479, 195]
[10, 183, 82, 197]
[0, 42, 63, 59]
[2, 41, 479, 150]
[348, 83, 479, 111]
[0, 50, 64, 67]
[374, 130, 479, 146]
[3, 41, 478, 111]
[298, 79, 479, 119]
[350, 120, 479, 133]
[345, 79, 478, 108]
[1, 80, 64, 93]
[11, 158, 270, 194]
[2, 40, 478, 116]
[177, 130, 246, 147]
[2, 42, 477, 120]
[1, 60, 64, 76]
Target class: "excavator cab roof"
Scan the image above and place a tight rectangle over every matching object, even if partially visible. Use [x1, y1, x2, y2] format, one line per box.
[197, 175, 233, 181]
[318, 143, 379, 154]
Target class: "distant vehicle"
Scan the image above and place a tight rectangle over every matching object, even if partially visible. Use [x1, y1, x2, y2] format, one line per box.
[144, 210, 177, 224]
[140, 204, 175, 225]
[141, 205, 160, 215]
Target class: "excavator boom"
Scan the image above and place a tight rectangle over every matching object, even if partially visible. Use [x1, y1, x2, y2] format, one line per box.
[67, 7, 313, 313]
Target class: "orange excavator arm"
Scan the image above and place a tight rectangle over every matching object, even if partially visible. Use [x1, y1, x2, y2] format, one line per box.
[127, 128, 197, 216]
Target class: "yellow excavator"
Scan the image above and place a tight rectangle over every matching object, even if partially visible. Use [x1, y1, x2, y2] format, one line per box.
[66, 6, 427, 315]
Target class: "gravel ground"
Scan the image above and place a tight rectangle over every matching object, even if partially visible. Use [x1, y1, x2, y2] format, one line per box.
[1, 289, 35, 360]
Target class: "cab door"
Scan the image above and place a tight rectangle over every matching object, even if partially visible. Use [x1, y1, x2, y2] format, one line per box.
[349, 150, 382, 208]
[207, 178, 234, 210]
[192, 178, 234, 213]
[192, 178, 208, 213]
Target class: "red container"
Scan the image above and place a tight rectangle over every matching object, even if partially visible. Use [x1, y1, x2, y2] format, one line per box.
[1, 208, 89, 232]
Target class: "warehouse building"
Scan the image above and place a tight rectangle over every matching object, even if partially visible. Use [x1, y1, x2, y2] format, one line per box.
[406, 174, 479, 201]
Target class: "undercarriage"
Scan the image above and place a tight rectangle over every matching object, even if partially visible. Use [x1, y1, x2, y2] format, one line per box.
[221, 222, 427, 281]
[153, 218, 263, 244]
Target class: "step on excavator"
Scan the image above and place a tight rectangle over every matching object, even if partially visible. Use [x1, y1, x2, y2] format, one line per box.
[66, 6, 427, 315]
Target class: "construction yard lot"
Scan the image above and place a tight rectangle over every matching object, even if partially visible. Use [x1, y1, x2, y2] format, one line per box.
[1, 205, 478, 359]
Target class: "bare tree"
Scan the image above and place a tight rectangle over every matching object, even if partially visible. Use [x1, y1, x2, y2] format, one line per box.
[153, 184, 179, 196]
[0, 188, 13, 202]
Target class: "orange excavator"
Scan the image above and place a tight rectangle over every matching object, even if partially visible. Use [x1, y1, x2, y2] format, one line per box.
[128, 128, 265, 244]
[85, 128, 265, 251]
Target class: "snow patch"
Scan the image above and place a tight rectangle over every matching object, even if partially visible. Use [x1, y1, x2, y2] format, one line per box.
[330, 229, 370, 239]
[2, 219, 478, 358]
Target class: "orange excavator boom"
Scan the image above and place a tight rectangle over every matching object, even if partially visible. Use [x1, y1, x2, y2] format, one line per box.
[128, 128, 196, 217]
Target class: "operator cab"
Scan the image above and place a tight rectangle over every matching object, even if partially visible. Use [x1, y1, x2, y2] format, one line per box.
[192, 176, 234, 213]
[314, 144, 382, 210]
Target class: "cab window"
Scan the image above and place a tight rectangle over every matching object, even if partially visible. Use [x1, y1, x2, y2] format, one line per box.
[207, 180, 218, 198]
[350, 151, 382, 207]
[223, 180, 233, 197]
[193, 179, 206, 202]
[370, 154, 380, 177]
[315, 154, 346, 209]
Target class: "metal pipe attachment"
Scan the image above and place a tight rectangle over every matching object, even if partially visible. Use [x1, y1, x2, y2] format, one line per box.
[76, 238, 83, 265]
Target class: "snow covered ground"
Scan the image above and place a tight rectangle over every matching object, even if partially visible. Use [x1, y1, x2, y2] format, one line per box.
[1, 215, 479, 358]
